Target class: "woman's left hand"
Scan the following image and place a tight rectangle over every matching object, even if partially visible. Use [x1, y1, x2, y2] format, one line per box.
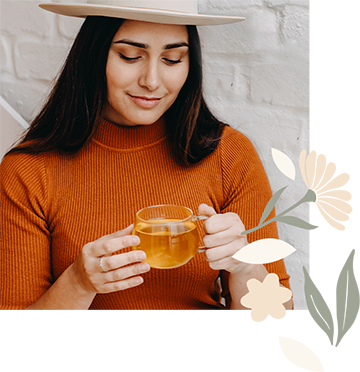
[198, 203, 250, 273]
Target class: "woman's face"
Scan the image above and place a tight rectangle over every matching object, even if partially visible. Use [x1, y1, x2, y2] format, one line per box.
[104, 20, 190, 126]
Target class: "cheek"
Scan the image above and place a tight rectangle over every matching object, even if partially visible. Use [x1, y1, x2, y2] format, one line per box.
[165, 65, 189, 94]
[107, 70, 125, 94]
[106, 64, 119, 102]
[106, 58, 134, 95]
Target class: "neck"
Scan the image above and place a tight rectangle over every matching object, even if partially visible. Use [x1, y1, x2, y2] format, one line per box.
[92, 117, 168, 150]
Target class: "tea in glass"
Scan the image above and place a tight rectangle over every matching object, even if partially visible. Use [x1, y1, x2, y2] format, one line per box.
[132, 205, 202, 269]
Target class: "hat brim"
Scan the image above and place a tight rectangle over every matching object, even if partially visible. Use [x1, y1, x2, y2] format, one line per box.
[39, 4, 245, 26]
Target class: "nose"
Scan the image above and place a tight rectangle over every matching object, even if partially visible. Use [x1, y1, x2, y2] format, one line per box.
[138, 60, 161, 92]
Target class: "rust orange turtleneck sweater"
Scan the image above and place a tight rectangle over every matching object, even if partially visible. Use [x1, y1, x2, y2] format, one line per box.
[1, 119, 290, 309]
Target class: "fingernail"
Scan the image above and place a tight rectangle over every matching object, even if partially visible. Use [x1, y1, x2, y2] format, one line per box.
[134, 277, 144, 285]
[140, 262, 150, 272]
[136, 251, 146, 261]
[130, 236, 140, 245]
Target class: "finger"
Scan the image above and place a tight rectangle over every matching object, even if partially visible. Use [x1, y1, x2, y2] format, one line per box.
[204, 212, 243, 234]
[100, 224, 135, 241]
[203, 226, 245, 248]
[85, 224, 135, 254]
[204, 241, 242, 262]
[101, 276, 145, 293]
[103, 262, 150, 283]
[207, 256, 243, 272]
[89, 234, 140, 258]
[100, 250, 147, 272]
[198, 203, 217, 217]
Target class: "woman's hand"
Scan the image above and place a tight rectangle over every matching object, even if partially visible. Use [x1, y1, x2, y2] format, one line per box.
[198, 204, 251, 274]
[71, 224, 150, 295]
[198, 204, 271, 309]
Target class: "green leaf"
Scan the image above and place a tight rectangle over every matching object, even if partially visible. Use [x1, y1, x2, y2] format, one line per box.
[276, 216, 310, 230]
[259, 186, 287, 225]
[276, 216, 325, 236]
[309, 219, 325, 236]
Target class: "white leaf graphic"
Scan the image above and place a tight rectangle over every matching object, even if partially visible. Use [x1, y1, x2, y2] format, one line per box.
[272, 148, 296, 180]
[232, 238, 296, 264]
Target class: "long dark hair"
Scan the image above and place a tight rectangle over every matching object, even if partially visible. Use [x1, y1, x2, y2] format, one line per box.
[7, 16, 226, 165]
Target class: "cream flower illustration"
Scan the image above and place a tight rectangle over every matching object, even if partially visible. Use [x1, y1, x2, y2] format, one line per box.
[299, 134, 360, 248]
[241, 274, 292, 348]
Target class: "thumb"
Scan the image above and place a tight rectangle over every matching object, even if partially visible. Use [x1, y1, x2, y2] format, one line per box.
[198, 203, 217, 217]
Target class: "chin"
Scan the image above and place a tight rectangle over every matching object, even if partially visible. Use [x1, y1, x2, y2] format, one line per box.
[128, 115, 164, 126]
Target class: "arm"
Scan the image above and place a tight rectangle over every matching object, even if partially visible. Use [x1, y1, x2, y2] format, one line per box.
[26, 226, 150, 310]
[25, 226, 149, 372]
[198, 128, 292, 309]
[199, 204, 292, 372]
[0, 154, 147, 372]
[1, 154, 149, 310]
[199, 204, 268, 372]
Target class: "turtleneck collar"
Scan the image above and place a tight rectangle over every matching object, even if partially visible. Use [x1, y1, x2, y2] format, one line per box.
[92, 117, 168, 150]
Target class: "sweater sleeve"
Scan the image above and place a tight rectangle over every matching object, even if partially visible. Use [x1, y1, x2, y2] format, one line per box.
[0, 153, 53, 309]
[217, 127, 291, 301]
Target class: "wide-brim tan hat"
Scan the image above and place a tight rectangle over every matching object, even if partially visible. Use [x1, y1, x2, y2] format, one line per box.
[39, 0, 245, 26]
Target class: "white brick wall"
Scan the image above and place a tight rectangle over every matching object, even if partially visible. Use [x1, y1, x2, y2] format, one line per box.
[0, 0, 309, 309]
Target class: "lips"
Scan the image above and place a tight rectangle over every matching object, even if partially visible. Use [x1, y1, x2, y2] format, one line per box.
[128, 94, 162, 109]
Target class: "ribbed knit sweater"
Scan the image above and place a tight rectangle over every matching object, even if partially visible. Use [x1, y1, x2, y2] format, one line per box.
[1, 119, 290, 309]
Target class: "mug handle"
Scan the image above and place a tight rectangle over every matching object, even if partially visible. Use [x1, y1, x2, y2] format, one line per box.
[194, 215, 209, 252]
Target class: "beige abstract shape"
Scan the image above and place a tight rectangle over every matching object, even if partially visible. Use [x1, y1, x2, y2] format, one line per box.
[232, 238, 296, 264]
[300, 134, 360, 248]
[238, 325, 338, 372]
[272, 148, 296, 180]
[241, 273, 292, 322]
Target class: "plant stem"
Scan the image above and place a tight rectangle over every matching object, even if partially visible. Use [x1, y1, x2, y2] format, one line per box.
[241, 189, 316, 236]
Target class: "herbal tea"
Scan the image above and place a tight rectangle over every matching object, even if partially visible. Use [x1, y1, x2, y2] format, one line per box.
[132, 219, 199, 269]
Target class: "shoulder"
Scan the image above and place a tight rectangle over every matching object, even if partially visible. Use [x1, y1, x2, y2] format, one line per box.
[1, 152, 48, 203]
[218, 125, 263, 169]
[221, 125, 253, 145]
[217, 125, 272, 198]
[1, 152, 46, 181]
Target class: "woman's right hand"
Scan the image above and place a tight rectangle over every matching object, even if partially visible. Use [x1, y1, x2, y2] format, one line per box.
[71, 224, 150, 295]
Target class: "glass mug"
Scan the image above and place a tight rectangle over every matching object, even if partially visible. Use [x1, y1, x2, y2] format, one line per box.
[132, 205, 208, 269]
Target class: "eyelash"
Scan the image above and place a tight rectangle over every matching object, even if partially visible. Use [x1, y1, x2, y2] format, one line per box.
[164, 58, 182, 65]
[119, 54, 181, 65]
[119, 54, 140, 62]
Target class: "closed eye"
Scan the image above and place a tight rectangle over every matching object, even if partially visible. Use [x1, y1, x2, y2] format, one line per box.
[163, 58, 182, 65]
[119, 53, 140, 62]
[119, 53, 181, 65]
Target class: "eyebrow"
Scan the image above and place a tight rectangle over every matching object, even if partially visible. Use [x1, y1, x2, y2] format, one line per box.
[113, 39, 189, 50]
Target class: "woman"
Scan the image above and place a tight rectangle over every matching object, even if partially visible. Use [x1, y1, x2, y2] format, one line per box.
[0, 0, 292, 310]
